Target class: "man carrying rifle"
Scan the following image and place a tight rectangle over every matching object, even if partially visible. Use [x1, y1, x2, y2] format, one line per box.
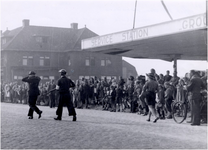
[54, 69, 77, 121]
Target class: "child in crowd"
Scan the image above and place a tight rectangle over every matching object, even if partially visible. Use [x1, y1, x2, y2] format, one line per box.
[110, 85, 117, 112]
[102, 87, 111, 110]
[116, 84, 124, 112]
[156, 84, 165, 119]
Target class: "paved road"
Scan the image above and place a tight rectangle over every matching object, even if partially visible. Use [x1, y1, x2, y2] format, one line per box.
[1, 102, 207, 149]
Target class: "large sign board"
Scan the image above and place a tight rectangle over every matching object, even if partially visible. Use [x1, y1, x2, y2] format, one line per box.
[82, 13, 206, 49]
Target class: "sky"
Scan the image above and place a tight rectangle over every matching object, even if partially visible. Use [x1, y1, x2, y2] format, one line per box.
[1, 0, 207, 77]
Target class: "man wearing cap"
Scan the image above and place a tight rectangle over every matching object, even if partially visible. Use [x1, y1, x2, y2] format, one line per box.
[54, 69, 77, 121]
[22, 71, 42, 119]
[186, 70, 205, 126]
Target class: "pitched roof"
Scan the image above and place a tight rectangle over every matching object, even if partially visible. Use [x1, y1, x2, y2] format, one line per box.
[1, 25, 98, 51]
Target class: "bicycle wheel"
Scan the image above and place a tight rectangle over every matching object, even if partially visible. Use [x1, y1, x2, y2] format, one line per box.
[172, 102, 187, 124]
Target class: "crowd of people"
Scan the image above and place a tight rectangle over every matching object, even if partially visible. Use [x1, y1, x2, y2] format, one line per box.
[1, 68, 207, 124]
[1, 80, 59, 108]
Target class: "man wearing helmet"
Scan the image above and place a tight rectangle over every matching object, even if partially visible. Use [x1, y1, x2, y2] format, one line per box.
[54, 69, 77, 121]
[22, 71, 42, 119]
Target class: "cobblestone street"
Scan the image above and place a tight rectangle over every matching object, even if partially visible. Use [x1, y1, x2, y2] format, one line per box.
[1, 102, 207, 149]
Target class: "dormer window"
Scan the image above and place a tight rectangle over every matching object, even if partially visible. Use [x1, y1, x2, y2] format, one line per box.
[33, 35, 48, 43]
[36, 37, 43, 43]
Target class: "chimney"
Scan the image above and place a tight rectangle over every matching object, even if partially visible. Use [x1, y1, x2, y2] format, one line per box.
[71, 23, 78, 30]
[22, 19, 30, 27]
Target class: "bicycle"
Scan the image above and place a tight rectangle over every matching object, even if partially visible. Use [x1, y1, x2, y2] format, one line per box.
[172, 90, 207, 124]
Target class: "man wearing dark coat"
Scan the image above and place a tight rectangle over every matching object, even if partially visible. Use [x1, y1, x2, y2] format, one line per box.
[54, 69, 77, 121]
[22, 71, 42, 119]
[187, 70, 205, 126]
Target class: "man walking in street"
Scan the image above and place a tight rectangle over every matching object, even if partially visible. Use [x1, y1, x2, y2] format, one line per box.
[22, 71, 42, 119]
[54, 69, 77, 121]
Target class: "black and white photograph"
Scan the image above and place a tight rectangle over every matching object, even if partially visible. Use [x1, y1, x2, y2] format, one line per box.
[1, 0, 207, 149]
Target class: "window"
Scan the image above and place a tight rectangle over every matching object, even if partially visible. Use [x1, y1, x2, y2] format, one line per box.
[39, 56, 50, 66]
[18, 76, 23, 79]
[101, 60, 105, 66]
[45, 57, 50, 66]
[85, 57, 90, 66]
[28, 56, 33, 66]
[40, 57, 44, 66]
[86, 56, 95, 66]
[14, 76, 23, 80]
[36, 37, 43, 43]
[90, 57, 95, 66]
[101, 58, 111, 67]
[23, 56, 33, 66]
[49, 76, 54, 80]
[106, 59, 111, 66]
[68, 59, 71, 66]
[42, 37, 48, 43]
[43, 76, 49, 80]
[34, 35, 48, 43]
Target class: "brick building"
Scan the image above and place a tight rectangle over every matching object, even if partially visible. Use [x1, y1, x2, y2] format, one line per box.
[1, 20, 137, 83]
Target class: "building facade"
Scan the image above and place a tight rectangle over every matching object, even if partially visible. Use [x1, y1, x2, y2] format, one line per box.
[1, 20, 137, 83]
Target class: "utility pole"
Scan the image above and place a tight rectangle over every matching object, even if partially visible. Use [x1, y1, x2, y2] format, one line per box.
[133, 0, 137, 29]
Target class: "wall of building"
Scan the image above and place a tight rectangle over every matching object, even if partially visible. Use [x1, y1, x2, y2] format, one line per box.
[2, 50, 123, 83]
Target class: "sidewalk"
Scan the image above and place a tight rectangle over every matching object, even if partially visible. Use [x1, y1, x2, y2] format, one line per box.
[1, 102, 207, 149]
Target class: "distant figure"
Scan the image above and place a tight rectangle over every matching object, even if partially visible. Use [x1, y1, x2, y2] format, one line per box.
[164, 70, 172, 82]
[54, 69, 77, 121]
[49, 80, 56, 108]
[22, 71, 42, 119]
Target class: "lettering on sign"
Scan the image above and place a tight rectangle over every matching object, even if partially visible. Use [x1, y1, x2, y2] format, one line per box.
[82, 13, 206, 49]
[122, 28, 148, 41]
[181, 14, 206, 30]
[91, 35, 113, 47]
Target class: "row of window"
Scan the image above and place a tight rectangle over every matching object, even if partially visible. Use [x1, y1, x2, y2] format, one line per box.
[22, 56, 112, 67]
[79, 76, 117, 80]
[23, 56, 50, 66]
[14, 76, 55, 80]
[85, 57, 111, 66]
[14, 76, 117, 80]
